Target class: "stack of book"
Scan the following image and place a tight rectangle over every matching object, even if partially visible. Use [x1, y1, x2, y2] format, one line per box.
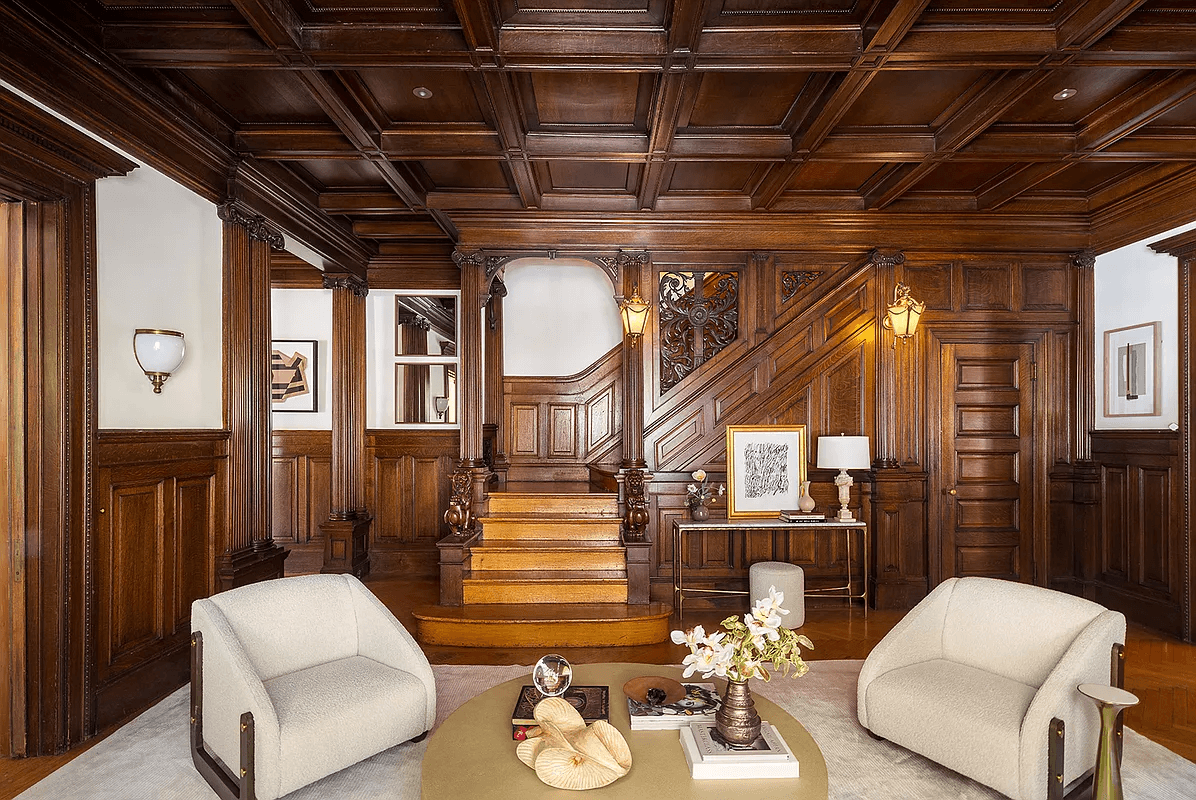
[780, 510, 826, 523]
[678, 721, 800, 779]
[626, 682, 720, 730]
[510, 685, 609, 740]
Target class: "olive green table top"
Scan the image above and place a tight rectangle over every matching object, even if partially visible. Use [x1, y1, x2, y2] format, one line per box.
[421, 662, 829, 799]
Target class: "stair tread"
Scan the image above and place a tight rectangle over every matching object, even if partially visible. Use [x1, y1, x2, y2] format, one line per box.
[463, 570, 627, 582]
[474, 539, 623, 550]
[413, 602, 672, 623]
[480, 515, 621, 522]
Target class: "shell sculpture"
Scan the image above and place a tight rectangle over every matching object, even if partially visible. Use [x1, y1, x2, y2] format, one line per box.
[515, 696, 633, 790]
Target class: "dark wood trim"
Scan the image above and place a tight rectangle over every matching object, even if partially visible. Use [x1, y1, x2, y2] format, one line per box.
[1149, 230, 1196, 642]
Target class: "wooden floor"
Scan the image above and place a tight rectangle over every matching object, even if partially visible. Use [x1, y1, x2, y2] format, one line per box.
[2, 574, 1194, 799]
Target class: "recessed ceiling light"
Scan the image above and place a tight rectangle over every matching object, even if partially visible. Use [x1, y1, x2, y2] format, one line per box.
[1053, 88, 1077, 100]
[412, 86, 433, 99]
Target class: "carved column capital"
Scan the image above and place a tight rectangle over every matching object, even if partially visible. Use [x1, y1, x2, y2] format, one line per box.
[217, 200, 284, 250]
[867, 248, 906, 269]
[1070, 249, 1097, 270]
[322, 272, 369, 296]
[395, 310, 431, 330]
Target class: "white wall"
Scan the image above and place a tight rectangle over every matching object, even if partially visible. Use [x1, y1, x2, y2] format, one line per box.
[97, 166, 223, 429]
[271, 288, 333, 430]
[503, 258, 623, 376]
[1094, 219, 1196, 430]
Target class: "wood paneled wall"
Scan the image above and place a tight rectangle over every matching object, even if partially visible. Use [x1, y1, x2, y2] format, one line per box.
[271, 430, 331, 546]
[92, 430, 227, 732]
[1090, 431, 1183, 637]
[367, 430, 457, 575]
[503, 345, 623, 481]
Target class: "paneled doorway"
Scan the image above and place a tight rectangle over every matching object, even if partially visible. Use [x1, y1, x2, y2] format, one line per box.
[931, 340, 1037, 585]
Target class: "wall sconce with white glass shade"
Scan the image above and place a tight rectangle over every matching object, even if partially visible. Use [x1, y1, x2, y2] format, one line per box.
[882, 283, 925, 342]
[816, 434, 871, 521]
[434, 395, 450, 420]
[133, 329, 186, 394]
[616, 284, 651, 338]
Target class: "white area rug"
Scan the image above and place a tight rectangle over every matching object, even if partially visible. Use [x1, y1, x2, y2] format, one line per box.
[16, 660, 1196, 799]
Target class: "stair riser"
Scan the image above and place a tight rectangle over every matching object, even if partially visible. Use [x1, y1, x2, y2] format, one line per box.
[486, 496, 618, 516]
[482, 521, 622, 542]
[471, 551, 626, 571]
[463, 582, 628, 604]
[416, 618, 671, 648]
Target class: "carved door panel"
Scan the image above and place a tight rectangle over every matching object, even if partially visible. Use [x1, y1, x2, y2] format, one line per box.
[936, 342, 1035, 584]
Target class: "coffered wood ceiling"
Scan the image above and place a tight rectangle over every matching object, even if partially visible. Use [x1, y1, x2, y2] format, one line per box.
[16, 0, 1196, 260]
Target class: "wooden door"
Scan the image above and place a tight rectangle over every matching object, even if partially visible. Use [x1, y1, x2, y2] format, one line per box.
[934, 342, 1035, 584]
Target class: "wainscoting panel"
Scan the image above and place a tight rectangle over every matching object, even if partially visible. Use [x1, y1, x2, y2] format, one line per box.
[92, 430, 227, 732]
[367, 429, 458, 575]
[1093, 431, 1182, 637]
[271, 430, 332, 545]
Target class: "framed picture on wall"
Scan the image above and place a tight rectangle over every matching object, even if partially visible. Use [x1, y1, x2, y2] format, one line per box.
[726, 424, 808, 518]
[271, 339, 318, 412]
[1103, 322, 1161, 417]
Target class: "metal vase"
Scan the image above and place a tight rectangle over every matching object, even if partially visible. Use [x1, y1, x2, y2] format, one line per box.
[715, 678, 761, 745]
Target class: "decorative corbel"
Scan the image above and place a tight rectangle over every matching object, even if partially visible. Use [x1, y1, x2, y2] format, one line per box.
[216, 200, 285, 250]
[322, 272, 369, 297]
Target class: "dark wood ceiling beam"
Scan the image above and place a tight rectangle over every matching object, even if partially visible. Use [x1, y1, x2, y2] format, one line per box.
[639, 71, 698, 210]
[1077, 71, 1196, 152]
[1088, 162, 1193, 211]
[235, 126, 356, 157]
[477, 70, 540, 208]
[864, 0, 934, 53]
[671, 133, 792, 160]
[666, 0, 711, 53]
[525, 132, 649, 158]
[498, 27, 667, 59]
[320, 192, 413, 215]
[1055, 0, 1150, 51]
[229, 0, 302, 53]
[451, 210, 1089, 252]
[861, 162, 933, 210]
[451, 0, 500, 54]
[976, 162, 1077, 211]
[1091, 165, 1196, 251]
[427, 191, 525, 211]
[815, 132, 934, 159]
[103, 23, 279, 66]
[380, 127, 504, 158]
[935, 71, 1055, 152]
[353, 219, 449, 239]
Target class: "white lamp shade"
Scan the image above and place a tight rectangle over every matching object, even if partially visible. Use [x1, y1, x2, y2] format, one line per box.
[816, 435, 871, 470]
[133, 329, 186, 375]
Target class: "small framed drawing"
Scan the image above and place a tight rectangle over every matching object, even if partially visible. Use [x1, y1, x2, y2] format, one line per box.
[271, 339, 318, 413]
[726, 425, 808, 518]
[1103, 322, 1161, 417]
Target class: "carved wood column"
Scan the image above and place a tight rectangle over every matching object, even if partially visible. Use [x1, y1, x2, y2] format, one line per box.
[485, 275, 509, 484]
[1150, 232, 1196, 642]
[217, 201, 287, 590]
[870, 249, 906, 469]
[319, 273, 370, 577]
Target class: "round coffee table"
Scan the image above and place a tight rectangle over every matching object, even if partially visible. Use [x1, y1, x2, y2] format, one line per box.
[422, 662, 829, 799]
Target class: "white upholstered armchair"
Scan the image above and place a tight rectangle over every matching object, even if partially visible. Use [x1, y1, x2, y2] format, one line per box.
[190, 574, 436, 800]
[857, 577, 1126, 800]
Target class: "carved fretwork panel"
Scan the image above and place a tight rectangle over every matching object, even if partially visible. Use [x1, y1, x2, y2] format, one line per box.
[781, 271, 822, 303]
[659, 270, 739, 394]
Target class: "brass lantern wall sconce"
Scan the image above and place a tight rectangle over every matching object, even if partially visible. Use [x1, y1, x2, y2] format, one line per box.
[616, 284, 651, 338]
[133, 328, 186, 393]
[882, 283, 925, 345]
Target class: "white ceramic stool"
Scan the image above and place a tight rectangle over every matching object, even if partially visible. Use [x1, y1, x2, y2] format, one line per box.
[749, 562, 805, 628]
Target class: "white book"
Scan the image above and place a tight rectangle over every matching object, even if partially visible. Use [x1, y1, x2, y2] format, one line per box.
[627, 682, 720, 730]
[679, 723, 800, 780]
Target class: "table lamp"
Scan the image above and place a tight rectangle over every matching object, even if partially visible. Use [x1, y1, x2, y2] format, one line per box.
[816, 435, 870, 521]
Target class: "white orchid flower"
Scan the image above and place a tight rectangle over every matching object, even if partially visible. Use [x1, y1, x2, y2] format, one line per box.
[682, 647, 717, 678]
[692, 469, 707, 482]
[768, 585, 787, 611]
[686, 483, 698, 494]
[745, 613, 781, 642]
[670, 625, 707, 649]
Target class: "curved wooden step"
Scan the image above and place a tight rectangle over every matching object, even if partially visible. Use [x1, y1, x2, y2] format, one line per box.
[412, 603, 674, 648]
[470, 540, 626, 571]
[463, 570, 627, 603]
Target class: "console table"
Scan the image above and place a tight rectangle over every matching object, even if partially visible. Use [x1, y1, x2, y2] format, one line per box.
[672, 518, 868, 621]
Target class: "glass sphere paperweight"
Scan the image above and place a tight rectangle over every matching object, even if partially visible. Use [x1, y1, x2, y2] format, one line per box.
[532, 654, 572, 697]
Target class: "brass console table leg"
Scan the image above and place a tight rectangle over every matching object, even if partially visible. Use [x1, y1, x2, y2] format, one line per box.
[1077, 682, 1139, 800]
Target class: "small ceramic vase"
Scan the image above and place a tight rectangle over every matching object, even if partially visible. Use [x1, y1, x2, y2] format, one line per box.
[798, 480, 816, 513]
[690, 503, 710, 521]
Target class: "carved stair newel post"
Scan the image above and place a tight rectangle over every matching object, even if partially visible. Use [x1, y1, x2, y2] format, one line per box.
[320, 272, 371, 577]
[438, 249, 491, 605]
[217, 200, 288, 589]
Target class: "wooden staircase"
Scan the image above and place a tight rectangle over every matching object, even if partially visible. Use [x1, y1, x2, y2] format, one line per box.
[413, 484, 672, 648]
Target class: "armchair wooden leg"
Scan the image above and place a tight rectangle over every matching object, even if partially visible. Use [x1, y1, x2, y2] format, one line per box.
[409, 731, 429, 744]
[1112, 642, 1126, 766]
[1048, 717, 1066, 800]
[190, 631, 258, 800]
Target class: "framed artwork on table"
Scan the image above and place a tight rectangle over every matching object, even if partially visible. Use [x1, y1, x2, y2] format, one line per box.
[271, 339, 318, 413]
[1103, 322, 1161, 417]
[726, 424, 808, 518]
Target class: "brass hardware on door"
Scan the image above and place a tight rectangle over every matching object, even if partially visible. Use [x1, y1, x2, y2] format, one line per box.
[946, 488, 957, 496]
